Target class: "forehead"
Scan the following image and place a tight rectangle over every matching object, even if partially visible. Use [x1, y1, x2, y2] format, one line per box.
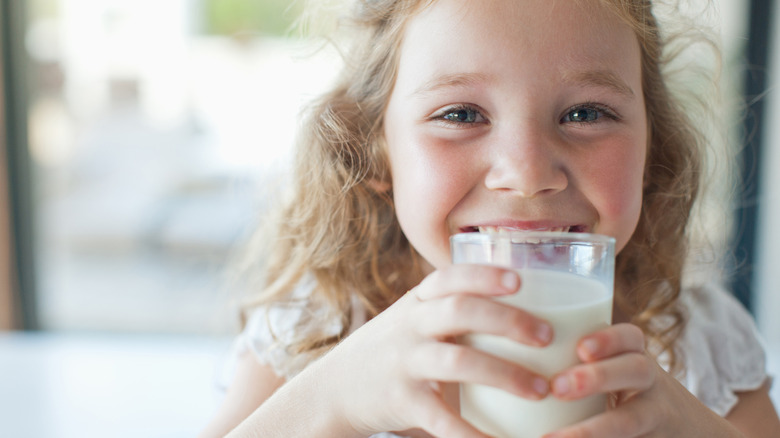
[395, 0, 641, 92]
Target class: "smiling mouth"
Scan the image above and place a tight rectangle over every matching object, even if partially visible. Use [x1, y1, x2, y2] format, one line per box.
[461, 225, 587, 234]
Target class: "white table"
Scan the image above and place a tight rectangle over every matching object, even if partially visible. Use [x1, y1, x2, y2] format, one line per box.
[0, 332, 233, 438]
[0, 332, 778, 437]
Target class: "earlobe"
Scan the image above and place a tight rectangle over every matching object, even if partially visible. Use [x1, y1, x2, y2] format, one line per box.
[366, 179, 392, 193]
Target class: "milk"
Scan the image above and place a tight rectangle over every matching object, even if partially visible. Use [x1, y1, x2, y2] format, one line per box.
[461, 268, 613, 438]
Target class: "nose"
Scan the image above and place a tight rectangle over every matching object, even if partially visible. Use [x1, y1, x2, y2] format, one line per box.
[483, 128, 568, 198]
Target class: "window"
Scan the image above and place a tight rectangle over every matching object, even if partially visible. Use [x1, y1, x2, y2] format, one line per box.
[11, 0, 777, 345]
[23, 0, 338, 333]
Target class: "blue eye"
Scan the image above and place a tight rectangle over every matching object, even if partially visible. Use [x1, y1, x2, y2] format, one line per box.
[561, 104, 617, 124]
[444, 108, 480, 123]
[436, 105, 486, 125]
[566, 108, 600, 122]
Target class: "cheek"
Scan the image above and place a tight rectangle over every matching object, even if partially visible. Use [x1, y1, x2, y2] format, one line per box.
[598, 156, 643, 213]
[600, 172, 643, 225]
[388, 128, 472, 211]
[586, 139, 646, 251]
[387, 131, 475, 266]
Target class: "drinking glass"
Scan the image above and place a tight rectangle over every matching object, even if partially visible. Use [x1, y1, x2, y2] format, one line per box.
[451, 231, 616, 438]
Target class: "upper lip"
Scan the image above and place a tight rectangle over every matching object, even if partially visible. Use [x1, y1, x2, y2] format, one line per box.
[458, 220, 589, 233]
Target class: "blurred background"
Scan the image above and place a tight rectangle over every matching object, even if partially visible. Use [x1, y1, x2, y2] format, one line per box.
[0, 0, 778, 437]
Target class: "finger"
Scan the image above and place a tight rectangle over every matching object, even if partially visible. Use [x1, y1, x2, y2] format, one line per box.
[413, 264, 520, 301]
[409, 342, 550, 400]
[414, 294, 553, 346]
[412, 387, 494, 438]
[551, 353, 655, 400]
[576, 323, 645, 362]
[542, 396, 658, 438]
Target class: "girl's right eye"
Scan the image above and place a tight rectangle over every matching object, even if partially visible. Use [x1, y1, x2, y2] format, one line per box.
[432, 105, 487, 126]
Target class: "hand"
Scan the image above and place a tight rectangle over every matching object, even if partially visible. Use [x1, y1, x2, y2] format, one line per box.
[544, 323, 741, 438]
[314, 264, 554, 438]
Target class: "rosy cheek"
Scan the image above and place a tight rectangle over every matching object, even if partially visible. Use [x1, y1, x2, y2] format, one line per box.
[584, 138, 646, 245]
[390, 134, 478, 265]
[600, 170, 642, 216]
[400, 135, 473, 193]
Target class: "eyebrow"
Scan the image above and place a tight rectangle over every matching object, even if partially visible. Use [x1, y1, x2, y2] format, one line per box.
[563, 70, 636, 98]
[410, 70, 636, 99]
[411, 72, 490, 98]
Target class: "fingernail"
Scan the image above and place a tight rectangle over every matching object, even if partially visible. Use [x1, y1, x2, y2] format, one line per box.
[580, 338, 599, 357]
[533, 377, 549, 396]
[501, 271, 519, 292]
[552, 374, 570, 396]
[536, 323, 553, 344]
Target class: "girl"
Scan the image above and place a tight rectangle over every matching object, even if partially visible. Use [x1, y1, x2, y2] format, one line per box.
[201, 0, 780, 437]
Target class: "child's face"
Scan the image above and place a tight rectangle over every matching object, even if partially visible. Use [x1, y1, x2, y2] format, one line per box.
[384, 0, 648, 271]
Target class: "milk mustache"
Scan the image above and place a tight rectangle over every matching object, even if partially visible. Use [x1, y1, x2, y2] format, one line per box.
[460, 268, 613, 438]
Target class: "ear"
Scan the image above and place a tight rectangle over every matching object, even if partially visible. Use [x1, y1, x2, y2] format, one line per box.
[366, 178, 392, 193]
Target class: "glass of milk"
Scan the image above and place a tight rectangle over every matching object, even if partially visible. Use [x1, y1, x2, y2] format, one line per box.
[451, 231, 615, 438]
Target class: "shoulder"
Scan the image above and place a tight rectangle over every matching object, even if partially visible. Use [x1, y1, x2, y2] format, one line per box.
[674, 281, 768, 416]
[223, 276, 368, 382]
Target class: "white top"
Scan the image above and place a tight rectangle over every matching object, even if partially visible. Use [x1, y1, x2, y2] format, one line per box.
[222, 279, 768, 436]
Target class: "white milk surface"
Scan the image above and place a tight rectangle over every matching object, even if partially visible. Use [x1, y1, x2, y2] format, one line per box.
[461, 269, 612, 438]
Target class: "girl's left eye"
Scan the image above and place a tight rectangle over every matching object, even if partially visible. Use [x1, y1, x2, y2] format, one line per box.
[561, 104, 617, 124]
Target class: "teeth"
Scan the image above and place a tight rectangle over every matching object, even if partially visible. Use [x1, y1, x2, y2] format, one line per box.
[477, 226, 571, 233]
[477, 226, 513, 235]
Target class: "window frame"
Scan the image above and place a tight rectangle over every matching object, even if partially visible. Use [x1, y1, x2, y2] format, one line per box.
[1, 0, 37, 330]
[732, 0, 774, 313]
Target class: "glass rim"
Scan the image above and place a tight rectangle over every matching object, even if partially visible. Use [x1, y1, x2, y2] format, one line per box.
[450, 231, 616, 246]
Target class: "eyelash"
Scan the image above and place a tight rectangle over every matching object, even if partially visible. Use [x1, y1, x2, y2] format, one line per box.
[561, 102, 620, 124]
[431, 104, 488, 127]
[430, 102, 620, 127]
